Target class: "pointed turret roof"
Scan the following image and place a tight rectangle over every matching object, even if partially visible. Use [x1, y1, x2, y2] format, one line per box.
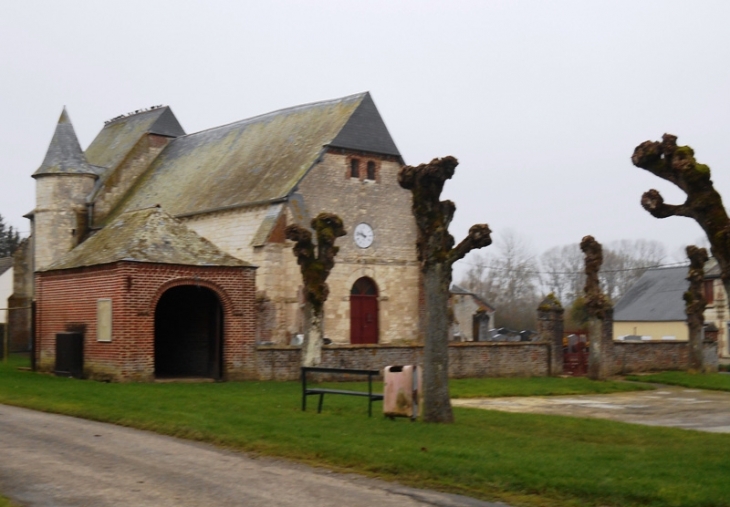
[33, 108, 97, 178]
[41, 207, 253, 271]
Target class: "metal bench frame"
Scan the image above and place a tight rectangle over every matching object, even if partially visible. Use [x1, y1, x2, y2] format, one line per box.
[301, 366, 383, 417]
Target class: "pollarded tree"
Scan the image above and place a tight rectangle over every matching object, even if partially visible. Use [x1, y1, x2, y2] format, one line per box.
[632, 134, 730, 320]
[285, 213, 346, 367]
[685, 245, 709, 371]
[398, 156, 492, 423]
[580, 235, 611, 380]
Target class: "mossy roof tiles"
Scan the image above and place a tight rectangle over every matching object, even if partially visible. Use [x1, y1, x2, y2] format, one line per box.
[41, 207, 252, 271]
[85, 107, 185, 172]
[116, 92, 399, 218]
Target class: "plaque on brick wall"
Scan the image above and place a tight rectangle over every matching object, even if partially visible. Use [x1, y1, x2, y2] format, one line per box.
[97, 299, 112, 342]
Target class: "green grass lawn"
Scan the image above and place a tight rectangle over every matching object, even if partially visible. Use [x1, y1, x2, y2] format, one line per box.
[626, 370, 730, 392]
[1, 355, 728, 507]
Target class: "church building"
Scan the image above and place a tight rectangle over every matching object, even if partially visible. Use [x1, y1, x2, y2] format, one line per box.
[25, 93, 422, 380]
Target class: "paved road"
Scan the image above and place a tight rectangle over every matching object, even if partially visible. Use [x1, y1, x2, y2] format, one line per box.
[0, 404, 504, 507]
[453, 386, 730, 433]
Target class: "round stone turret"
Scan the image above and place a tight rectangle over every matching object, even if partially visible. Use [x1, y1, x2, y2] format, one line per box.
[33, 108, 98, 270]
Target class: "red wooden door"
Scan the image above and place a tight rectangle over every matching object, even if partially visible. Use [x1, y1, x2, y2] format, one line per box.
[350, 278, 379, 344]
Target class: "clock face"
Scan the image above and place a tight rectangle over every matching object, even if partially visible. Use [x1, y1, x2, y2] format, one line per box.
[354, 223, 374, 248]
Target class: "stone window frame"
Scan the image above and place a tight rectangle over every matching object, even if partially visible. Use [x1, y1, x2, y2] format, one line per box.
[345, 155, 381, 183]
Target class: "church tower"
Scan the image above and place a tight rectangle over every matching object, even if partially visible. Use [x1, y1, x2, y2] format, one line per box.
[32, 108, 98, 270]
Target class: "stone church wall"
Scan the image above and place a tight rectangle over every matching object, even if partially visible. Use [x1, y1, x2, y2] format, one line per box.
[296, 150, 420, 344]
[182, 150, 421, 346]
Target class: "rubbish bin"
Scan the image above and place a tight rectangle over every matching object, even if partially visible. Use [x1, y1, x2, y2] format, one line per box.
[383, 365, 422, 420]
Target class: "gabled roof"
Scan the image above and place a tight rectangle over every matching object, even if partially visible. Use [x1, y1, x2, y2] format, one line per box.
[114, 92, 400, 219]
[33, 108, 98, 178]
[613, 266, 688, 322]
[85, 107, 185, 172]
[450, 284, 495, 312]
[41, 207, 252, 272]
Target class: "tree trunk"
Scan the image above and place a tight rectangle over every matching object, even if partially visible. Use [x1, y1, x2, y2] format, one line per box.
[301, 303, 323, 368]
[422, 263, 453, 423]
[587, 318, 604, 380]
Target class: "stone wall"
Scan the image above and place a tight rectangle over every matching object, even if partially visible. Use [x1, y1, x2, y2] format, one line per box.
[92, 134, 173, 224]
[35, 261, 256, 382]
[610, 340, 717, 374]
[255, 341, 550, 381]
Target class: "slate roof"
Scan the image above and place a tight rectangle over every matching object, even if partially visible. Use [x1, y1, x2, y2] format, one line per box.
[85, 107, 185, 172]
[613, 266, 688, 322]
[0, 257, 12, 276]
[33, 109, 98, 178]
[113, 92, 400, 219]
[41, 207, 252, 271]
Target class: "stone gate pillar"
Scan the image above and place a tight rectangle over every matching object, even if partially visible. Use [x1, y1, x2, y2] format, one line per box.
[537, 294, 564, 376]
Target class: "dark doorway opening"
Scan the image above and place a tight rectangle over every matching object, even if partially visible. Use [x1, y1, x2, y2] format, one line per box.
[155, 286, 223, 379]
[350, 277, 379, 344]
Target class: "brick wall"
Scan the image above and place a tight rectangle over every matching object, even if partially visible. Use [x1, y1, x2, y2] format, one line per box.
[35, 261, 257, 382]
[255, 341, 550, 381]
[609, 341, 717, 374]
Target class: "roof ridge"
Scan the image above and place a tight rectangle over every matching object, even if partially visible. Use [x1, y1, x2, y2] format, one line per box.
[178, 92, 368, 139]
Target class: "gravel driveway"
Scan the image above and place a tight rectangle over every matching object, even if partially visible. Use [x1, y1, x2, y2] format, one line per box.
[453, 385, 730, 433]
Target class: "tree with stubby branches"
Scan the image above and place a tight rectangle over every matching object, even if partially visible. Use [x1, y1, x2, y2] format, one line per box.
[285, 213, 346, 367]
[685, 245, 709, 371]
[633, 134, 730, 366]
[398, 156, 492, 423]
[579, 235, 612, 380]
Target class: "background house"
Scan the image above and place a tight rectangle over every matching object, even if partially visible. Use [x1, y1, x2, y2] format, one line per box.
[0, 257, 12, 351]
[449, 285, 495, 341]
[613, 266, 689, 342]
[613, 263, 730, 360]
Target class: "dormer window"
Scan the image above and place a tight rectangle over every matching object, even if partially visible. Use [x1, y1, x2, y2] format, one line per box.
[366, 161, 376, 180]
[350, 158, 360, 178]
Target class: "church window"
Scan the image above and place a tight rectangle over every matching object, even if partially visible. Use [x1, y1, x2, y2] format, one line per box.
[350, 158, 360, 178]
[366, 161, 376, 180]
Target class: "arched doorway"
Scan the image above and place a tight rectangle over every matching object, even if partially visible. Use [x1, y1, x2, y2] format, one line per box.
[154, 286, 223, 379]
[350, 277, 379, 344]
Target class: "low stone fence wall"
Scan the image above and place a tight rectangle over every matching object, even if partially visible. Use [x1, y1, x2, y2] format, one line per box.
[610, 340, 718, 375]
[255, 341, 550, 381]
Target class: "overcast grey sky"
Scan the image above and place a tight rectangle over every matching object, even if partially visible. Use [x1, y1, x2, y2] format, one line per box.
[2, 0, 729, 272]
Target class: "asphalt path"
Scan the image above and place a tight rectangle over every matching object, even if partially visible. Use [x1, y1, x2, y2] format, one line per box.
[0, 404, 505, 507]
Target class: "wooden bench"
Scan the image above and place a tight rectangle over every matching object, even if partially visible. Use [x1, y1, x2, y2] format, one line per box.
[301, 366, 383, 417]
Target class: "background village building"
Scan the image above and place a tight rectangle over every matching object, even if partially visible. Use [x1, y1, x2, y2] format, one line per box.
[613, 264, 729, 359]
[19, 92, 425, 379]
[0, 257, 13, 352]
[449, 285, 495, 341]
[613, 266, 690, 343]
